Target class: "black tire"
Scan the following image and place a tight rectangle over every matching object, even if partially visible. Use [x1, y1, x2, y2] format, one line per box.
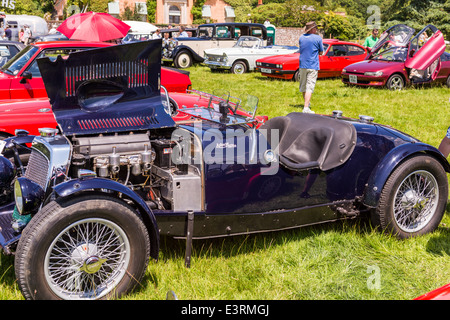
[15, 195, 151, 300]
[446, 75, 450, 88]
[293, 70, 300, 82]
[371, 155, 448, 239]
[231, 61, 247, 74]
[386, 74, 405, 90]
[174, 51, 192, 68]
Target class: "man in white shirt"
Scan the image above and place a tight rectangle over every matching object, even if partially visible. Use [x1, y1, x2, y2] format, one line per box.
[152, 29, 161, 39]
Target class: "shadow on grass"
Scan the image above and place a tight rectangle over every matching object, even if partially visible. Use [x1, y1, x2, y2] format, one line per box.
[157, 215, 374, 263]
[0, 253, 17, 290]
[425, 203, 450, 256]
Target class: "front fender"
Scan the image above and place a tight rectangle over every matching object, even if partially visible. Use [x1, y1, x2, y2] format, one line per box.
[172, 45, 204, 63]
[363, 142, 450, 208]
[53, 177, 159, 259]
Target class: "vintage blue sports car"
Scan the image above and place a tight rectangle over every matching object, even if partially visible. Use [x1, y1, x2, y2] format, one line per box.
[0, 40, 448, 300]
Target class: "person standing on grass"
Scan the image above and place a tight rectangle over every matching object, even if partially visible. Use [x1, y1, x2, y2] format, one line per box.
[298, 21, 323, 114]
[438, 126, 450, 158]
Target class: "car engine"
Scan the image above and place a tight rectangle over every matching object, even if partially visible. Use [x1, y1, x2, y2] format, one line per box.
[21, 128, 202, 221]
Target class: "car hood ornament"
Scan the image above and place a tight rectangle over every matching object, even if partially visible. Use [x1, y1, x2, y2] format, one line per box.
[37, 40, 176, 136]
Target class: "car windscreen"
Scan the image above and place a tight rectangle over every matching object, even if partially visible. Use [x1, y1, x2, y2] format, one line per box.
[370, 44, 407, 62]
[1, 45, 38, 75]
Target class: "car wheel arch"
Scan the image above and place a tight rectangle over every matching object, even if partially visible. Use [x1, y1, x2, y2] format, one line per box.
[362, 144, 450, 208]
[52, 178, 160, 260]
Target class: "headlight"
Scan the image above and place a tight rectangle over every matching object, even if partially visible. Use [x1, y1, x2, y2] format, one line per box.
[364, 71, 383, 77]
[256, 61, 261, 66]
[276, 64, 282, 69]
[342, 69, 346, 73]
[14, 177, 44, 215]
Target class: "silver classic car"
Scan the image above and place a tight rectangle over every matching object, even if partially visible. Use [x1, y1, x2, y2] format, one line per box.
[204, 36, 298, 74]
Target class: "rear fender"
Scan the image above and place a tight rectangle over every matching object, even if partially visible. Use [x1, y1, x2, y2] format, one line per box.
[363, 143, 450, 208]
[52, 177, 159, 259]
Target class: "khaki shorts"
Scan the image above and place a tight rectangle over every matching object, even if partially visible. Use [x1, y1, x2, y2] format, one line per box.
[298, 68, 318, 93]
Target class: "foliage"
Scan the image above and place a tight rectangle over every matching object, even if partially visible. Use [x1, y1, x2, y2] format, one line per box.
[120, 4, 141, 21]
[147, 0, 157, 23]
[191, 0, 208, 24]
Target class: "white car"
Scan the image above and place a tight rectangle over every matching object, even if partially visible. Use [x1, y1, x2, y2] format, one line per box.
[204, 36, 298, 74]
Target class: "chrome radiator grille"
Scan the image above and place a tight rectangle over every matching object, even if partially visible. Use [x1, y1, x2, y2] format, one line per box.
[24, 150, 50, 189]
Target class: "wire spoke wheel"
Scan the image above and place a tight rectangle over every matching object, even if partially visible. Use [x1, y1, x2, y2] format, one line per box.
[393, 170, 438, 233]
[44, 218, 130, 300]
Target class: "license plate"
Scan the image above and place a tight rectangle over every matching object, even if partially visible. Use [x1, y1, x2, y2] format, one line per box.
[260, 68, 272, 73]
[349, 74, 357, 84]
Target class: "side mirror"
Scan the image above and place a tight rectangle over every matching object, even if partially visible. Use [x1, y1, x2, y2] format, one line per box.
[409, 49, 416, 58]
[20, 71, 32, 84]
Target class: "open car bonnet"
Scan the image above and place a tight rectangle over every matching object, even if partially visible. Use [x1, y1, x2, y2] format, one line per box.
[37, 40, 176, 136]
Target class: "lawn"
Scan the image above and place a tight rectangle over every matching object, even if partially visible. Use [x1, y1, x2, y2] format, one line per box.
[0, 66, 449, 300]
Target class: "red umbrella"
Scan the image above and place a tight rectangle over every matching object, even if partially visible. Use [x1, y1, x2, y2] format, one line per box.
[57, 12, 130, 42]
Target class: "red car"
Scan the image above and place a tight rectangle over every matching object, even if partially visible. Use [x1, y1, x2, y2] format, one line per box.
[341, 24, 449, 90]
[415, 283, 450, 300]
[0, 41, 192, 100]
[0, 90, 268, 139]
[255, 39, 368, 80]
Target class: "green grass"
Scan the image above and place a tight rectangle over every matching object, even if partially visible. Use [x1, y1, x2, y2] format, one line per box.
[1, 66, 449, 300]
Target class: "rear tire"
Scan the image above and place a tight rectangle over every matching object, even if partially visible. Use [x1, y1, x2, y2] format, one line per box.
[371, 155, 448, 239]
[15, 195, 151, 300]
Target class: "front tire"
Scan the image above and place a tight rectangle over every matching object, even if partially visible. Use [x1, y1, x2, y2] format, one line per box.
[15, 195, 151, 300]
[231, 61, 247, 74]
[371, 155, 448, 239]
[386, 74, 405, 90]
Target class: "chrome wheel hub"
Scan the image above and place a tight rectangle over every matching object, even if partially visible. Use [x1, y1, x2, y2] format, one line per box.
[44, 218, 131, 300]
[393, 170, 438, 233]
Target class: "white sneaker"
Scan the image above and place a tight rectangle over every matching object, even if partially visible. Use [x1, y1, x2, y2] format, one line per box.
[303, 107, 315, 114]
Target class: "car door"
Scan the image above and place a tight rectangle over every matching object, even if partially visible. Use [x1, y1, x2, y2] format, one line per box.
[320, 44, 348, 77]
[405, 25, 445, 80]
[10, 48, 89, 99]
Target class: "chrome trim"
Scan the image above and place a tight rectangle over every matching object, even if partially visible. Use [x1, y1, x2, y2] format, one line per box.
[29, 134, 72, 191]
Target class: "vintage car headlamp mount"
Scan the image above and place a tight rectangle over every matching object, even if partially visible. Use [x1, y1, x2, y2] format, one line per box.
[14, 177, 45, 215]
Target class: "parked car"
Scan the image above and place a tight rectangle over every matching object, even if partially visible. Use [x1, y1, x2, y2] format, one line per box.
[341, 24, 449, 90]
[161, 22, 268, 68]
[0, 41, 448, 300]
[255, 39, 368, 81]
[0, 40, 24, 66]
[203, 36, 298, 74]
[0, 89, 268, 138]
[0, 40, 192, 100]
[31, 31, 69, 43]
